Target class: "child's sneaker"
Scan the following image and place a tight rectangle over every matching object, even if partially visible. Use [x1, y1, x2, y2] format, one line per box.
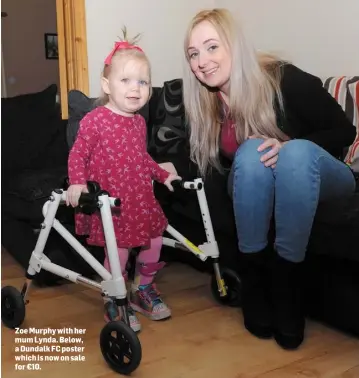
[104, 300, 141, 332]
[130, 283, 171, 320]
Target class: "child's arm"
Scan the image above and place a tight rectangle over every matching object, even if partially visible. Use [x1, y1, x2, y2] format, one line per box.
[144, 150, 170, 183]
[145, 153, 184, 192]
[68, 114, 99, 185]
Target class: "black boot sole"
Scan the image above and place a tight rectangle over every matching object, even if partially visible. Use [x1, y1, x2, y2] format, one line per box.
[274, 331, 304, 350]
[244, 320, 273, 339]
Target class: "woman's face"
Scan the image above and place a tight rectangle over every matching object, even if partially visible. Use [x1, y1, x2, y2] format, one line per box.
[187, 20, 231, 92]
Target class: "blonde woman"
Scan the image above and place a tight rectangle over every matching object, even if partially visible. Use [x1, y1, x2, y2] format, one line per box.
[182, 8, 356, 349]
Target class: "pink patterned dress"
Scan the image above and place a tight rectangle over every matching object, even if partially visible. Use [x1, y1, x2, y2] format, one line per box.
[68, 106, 170, 248]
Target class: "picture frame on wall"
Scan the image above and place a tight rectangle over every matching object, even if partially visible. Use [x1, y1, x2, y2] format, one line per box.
[44, 33, 58, 60]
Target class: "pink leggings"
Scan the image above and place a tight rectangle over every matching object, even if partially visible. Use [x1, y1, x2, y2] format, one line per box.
[104, 236, 163, 286]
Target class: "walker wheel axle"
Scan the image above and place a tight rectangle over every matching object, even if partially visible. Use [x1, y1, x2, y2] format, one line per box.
[210, 268, 242, 307]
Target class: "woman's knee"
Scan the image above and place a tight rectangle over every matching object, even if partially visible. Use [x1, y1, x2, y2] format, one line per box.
[234, 138, 267, 168]
[231, 138, 274, 190]
[278, 139, 319, 169]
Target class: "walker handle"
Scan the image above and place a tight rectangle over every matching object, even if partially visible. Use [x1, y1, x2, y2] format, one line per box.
[76, 181, 121, 213]
[171, 179, 202, 190]
[87, 180, 101, 194]
[171, 179, 184, 190]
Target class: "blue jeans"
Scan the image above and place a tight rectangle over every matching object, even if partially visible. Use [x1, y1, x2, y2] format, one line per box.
[229, 139, 356, 263]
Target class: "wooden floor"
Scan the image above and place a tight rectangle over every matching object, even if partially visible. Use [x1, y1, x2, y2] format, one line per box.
[1, 248, 359, 378]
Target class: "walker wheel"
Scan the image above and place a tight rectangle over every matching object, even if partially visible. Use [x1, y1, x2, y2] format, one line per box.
[1, 286, 26, 328]
[210, 267, 242, 307]
[100, 321, 142, 375]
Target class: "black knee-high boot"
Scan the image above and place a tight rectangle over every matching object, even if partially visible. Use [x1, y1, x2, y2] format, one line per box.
[270, 252, 305, 350]
[240, 248, 273, 339]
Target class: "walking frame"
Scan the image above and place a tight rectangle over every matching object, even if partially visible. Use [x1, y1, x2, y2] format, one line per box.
[2, 178, 242, 375]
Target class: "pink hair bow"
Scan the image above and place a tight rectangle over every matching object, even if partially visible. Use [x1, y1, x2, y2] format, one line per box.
[104, 41, 143, 65]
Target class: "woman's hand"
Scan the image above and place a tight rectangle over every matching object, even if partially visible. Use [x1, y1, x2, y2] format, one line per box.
[66, 184, 89, 207]
[164, 173, 182, 192]
[249, 135, 287, 168]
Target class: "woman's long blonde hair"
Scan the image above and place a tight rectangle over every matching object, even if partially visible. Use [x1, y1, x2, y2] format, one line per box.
[183, 8, 289, 176]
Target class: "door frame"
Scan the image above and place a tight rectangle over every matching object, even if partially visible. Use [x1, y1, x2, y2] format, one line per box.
[56, 0, 89, 119]
[1, 44, 7, 98]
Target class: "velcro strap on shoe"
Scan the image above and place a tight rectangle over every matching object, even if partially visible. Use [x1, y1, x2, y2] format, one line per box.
[137, 261, 166, 277]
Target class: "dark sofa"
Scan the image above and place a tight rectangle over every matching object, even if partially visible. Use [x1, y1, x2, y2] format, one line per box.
[1, 85, 104, 284]
[2, 79, 358, 339]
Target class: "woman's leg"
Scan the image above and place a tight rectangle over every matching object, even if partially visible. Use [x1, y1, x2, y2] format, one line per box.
[272, 139, 355, 349]
[231, 138, 276, 339]
[231, 138, 275, 251]
[275, 139, 355, 263]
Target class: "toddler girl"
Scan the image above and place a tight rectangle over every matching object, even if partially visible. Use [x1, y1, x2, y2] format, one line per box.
[66, 33, 181, 332]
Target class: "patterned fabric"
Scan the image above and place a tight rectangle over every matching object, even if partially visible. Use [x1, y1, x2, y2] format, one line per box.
[322, 76, 359, 169]
[68, 105, 170, 248]
[66, 89, 149, 150]
[147, 79, 188, 158]
[347, 80, 359, 171]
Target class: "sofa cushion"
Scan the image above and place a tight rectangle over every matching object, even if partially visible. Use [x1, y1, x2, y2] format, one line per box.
[347, 80, 359, 171]
[1, 83, 58, 118]
[147, 79, 188, 158]
[1, 167, 71, 225]
[322, 76, 359, 171]
[67, 90, 98, 149]
[1, 84, 62, 178]
[4, 167, 68, 203]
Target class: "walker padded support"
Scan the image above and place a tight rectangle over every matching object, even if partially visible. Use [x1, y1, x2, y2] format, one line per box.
[77, 181, 112, 215]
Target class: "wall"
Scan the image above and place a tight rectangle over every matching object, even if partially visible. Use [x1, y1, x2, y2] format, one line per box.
[85, 0, 358, 97]
[1, 0, 59, 97]
[216, 0, 359, 78]
[85, 0, 214, 97]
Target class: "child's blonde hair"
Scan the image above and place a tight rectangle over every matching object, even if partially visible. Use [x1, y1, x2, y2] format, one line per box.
[96, 27, 152, 106]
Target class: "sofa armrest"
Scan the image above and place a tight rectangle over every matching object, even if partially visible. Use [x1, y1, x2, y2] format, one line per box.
[322, 76, 359, 169]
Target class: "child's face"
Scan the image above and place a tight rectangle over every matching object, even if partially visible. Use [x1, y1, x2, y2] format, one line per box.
[102, 56, 150, 116]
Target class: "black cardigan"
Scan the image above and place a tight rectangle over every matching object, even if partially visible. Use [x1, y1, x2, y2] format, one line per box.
[278, 64, 356, 158]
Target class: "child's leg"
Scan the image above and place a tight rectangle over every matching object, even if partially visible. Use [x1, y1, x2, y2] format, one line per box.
[103, 247, 129, 276]
[130, 236, 171, 320]
[133, 236, 164, 286]
[103, 247, 141, 332]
